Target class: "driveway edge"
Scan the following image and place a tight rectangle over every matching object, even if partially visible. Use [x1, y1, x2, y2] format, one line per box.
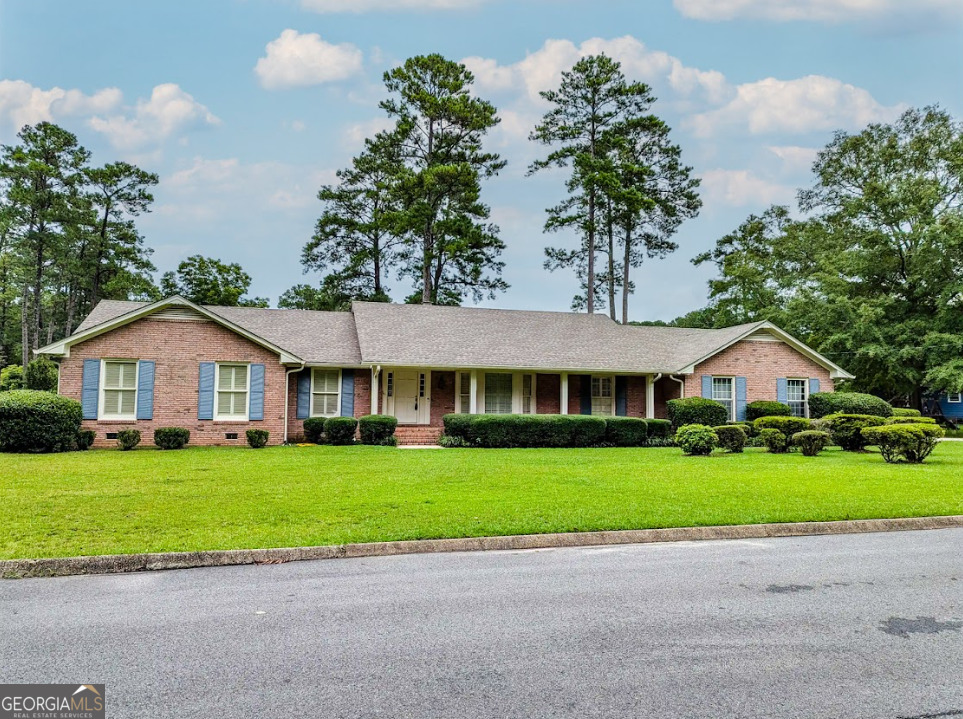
[4, 515, 962, 578]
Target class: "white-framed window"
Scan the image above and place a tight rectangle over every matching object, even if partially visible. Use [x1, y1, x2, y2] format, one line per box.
[948, 393, 962, 404]
[521, 374, 534, 414]
[311, 368, 341, 417]
[216, 363, 249, 420]
[484, 372, 513, 414]
[100, 360, 138, 419]
[457, 372, 471, 414]
[591, 375, 615, 416]
[712, 376, 735, 422]
[787, 378, 808, 418]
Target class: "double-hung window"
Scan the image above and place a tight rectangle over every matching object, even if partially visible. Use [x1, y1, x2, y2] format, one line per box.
[787, 379, 808, 418]
[216, 364, 249, 420]
[457, 372, 471, 413]
[484, 373, 513, 414]
[521, 374, 534, 414]
[101, 360, 137, 419]
[311, 368, 341, 417]
[712, 377, 735, 421]
[948, 393, 962, 404]
[591, 376, 614, 416]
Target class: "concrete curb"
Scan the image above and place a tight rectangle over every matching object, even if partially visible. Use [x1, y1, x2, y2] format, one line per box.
[3, 515, 962, 579]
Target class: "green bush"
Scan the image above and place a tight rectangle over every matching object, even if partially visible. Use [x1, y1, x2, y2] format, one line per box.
[745, 401, 790, 422]
[303, 417, 326, 444]
[886, 416, 936, 425]
[676, 424, 718, 456]
[808, 391, 893, 419]
[792, 430, 831, 457]
[667, 397, 728, 428]
[76, 429, 96, 451]
[758, 428, 789, 453]
[246, 429, 269, 448]
[359, 414, 399, 445]
[753, 416, 811, 442]
[439, 434, 471, 448]
[117, 429, 141, 451]
[728, 420, 755, 438]
[861, 423, 944, 463]
[324, 416, 358, 445]
[604, 417, 648, 447]
[441, 414, 607, 448]
[0, 364, 24, 391]
[24, 357, 59, 392]
[0, 390, 82, 453]
[891, 408, 922, 417]
[441, 413, 473, 442]
[823, 413, 887, 451]
[154, 427, 190, 450]
[714, 424, 746, 453]
[645, 418, 672, 439]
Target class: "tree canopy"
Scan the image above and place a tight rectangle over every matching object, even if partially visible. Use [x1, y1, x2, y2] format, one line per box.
[160, 255, 268, 307]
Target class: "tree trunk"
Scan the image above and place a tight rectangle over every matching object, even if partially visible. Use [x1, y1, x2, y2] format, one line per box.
[92, 199, 110, 305]
[587, 189, 595, 315]
[20, 285, 29, 368]
[622, 223, 632, 325]
[606, 201, 616, 322]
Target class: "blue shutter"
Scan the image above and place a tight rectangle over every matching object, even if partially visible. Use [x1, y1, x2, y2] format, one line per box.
[198, 362, 215, 420]
[249, 363, 265, 421]
[735, 376, 747, 422]
[580, 375, 592, 415]
[82, 359, 100, 420]
[615, 377, 628, 416]
[701, 375, 713, 399]
[340, 369, 355, 417]
[809, 378, 820, 397]
[297, 369, 311, 420]
[776, 377, 788, 405]
[136, 360, 155, 420]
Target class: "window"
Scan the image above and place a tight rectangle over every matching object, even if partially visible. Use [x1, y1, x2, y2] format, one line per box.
[591, 376, 614, 416]
[712, 377, 735, 422]
[216, 364, 249, 420]
[787, 379, 808, 418]
[522, 374, 534, 414]
[458, 372, 471, 414]
[101, 360, 137, 419]
[386, 372, 393, 398]
[311, 368, 341, 417]
[948, 393, 962, 404]
[484, 373, 513, 414]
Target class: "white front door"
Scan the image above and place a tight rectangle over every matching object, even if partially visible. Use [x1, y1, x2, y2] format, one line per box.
[393, 370, 419, 424]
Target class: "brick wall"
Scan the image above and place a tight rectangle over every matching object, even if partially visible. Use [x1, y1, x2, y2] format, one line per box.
[654, 376, 682, 419]
[536, 373, 561, 414]
[286, 368, 372, 441]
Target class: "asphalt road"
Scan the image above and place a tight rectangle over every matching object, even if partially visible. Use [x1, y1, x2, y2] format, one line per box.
[3, 529, 962, 719]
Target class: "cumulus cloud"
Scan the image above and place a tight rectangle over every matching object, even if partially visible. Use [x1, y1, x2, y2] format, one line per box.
[302, 0, 483, 12]
[767, 145, 819, 174]
[688, 75, 904, 137]
[673, 0, 961, 24]
[0, 80, 122, 132]
[342, 117, 394, 147]
[700, 169, 795, 206]
[255, 29, 363, 90]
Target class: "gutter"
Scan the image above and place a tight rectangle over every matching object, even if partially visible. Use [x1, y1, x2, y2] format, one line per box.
[283, 363, 305, 444]
[669, 374, 685, 399]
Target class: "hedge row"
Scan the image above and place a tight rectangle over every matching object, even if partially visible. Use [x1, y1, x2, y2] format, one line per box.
[303, 415, 398, 446]
[442, 414, 671, 448]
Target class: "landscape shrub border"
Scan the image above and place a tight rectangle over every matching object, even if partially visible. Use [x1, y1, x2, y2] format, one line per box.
[667, 397, 728, 428]
[0, 390, 82, 453]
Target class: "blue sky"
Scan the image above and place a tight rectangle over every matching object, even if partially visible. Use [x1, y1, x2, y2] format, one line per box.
[2, 0, 961, 320]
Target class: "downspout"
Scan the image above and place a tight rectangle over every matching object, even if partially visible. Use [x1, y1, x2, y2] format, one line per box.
[669, 374, 685, 399]
[283, 363, 305, 444]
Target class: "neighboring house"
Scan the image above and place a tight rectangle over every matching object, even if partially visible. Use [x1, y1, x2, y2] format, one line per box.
[37, 296, 853, 446]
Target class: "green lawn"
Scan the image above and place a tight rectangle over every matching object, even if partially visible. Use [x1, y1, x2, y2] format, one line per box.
[2, 443, 962, 560]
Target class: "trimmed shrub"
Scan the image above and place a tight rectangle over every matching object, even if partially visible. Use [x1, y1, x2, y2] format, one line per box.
[154, 427, 190, 450]
[823, 413, 887, 451]
[0, 390, 82, 453]
[246, 429, 269, 448]
[303, 417, 326, 444]
[891, 408, 922, 417]
[76, 429, 96, 451]
[676, 424, 718, 456]
[604, 417, 648, 447]
[886, 416, 936, 425]
[667, 397, 728, 428]
[645, 418, 672, 439]
[359, 414, 399, 446]
[0, 364, 24, 391]
[324, 416, 358, 445]
[758, 428, 789, 453]
[439, 434, 471, 448]
[808, 391, 893, 419]
[714, 424, 747, 453]
[861, 423, 944, 463]
[753, 416, 811, 442]
[728, 420, 755, 438]
[441, 413, 607, 448]
[793, 430, 831, 457]
[24, 357, 59, 392]
[117, 429, 141, 451]
[441, 413, 473, 442]
[745, 401, 790, 422]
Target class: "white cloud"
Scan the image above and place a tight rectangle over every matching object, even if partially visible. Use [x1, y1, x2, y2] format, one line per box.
[673, 0, 960, 24]
[255, 29, 363, 90]
[342, 117, 394, 147]
[0, 80, 122, 131]
[689, 75, 904, 137]
[701, 169, 794, 207]
[767, 145, 818, 174]
[301, 0, 483, 12]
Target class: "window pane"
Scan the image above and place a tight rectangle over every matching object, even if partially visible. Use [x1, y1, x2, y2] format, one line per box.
[484, 373, 513, 414]
[104, 361, 136, 390]
[591, 397, 613, 416]
[233, 365, 247, 390]
[120, 389, 136, 415]
[217, 392, 233, 415]
[712, 377, 733, 401]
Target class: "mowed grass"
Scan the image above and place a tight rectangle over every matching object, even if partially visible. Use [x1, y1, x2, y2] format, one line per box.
[2, 442, 962, 560]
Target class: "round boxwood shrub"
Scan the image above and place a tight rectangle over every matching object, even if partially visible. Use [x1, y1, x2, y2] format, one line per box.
[891, 407, 922, 417]
[667, 397, 728, 428]
[324, 416, 358, 445]
[745, 401, 790, 422]
[676, 424, 718, 456]
[76, 429, 96, 451]
[303, 417, 326, 444]
[154, 427, 190, 450]
[644, 418, 672, 439]
[753, 416, 811, 442]
[246, 429, 269, 448]
[792, 430, 831, 457]
[714, 424, 746, 453]
[808, 391, 892, 419]
[823, 413, 887, 451]
[861, 423, 944, 463]
[604, 417, 648, 447]
[0, 364, 24, 391]
[0, 390, 82, 453]
[117, 429, 141, 451]
[758, 427, 789, 453]
[24, 356, 59, 392]
[359, 414, 398, 446]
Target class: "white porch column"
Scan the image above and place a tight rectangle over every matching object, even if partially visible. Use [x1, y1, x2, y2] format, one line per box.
[645, 375, 655, 419]
[371, 367, 380, 414]
[560, 373, 569, 415]
[469, 370, 478, 414]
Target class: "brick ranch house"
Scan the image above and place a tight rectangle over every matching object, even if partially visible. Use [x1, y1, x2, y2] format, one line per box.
[37, 296, 854, 447]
